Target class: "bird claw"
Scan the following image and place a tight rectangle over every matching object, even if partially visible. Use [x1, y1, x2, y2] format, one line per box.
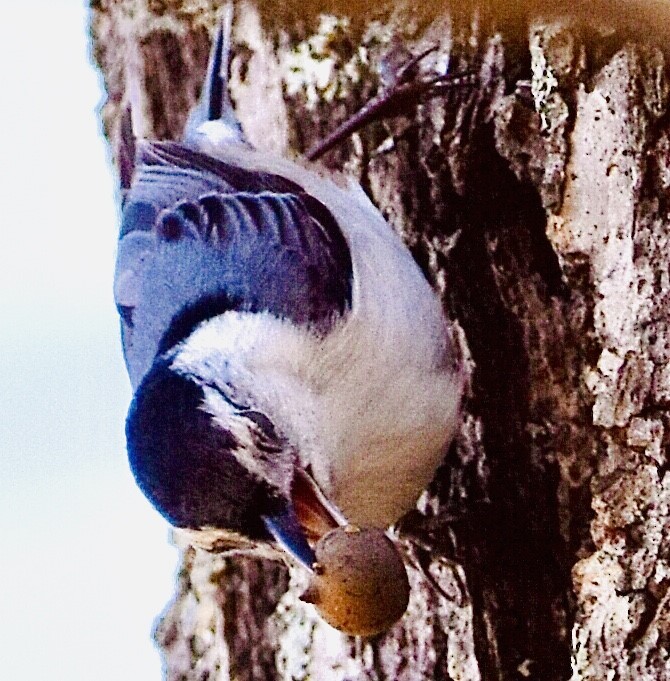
[306, 45, 475, 161]
[389, 44, 440, 86]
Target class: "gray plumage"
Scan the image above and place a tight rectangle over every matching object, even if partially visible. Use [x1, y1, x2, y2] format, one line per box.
[116, 141, 352, 389]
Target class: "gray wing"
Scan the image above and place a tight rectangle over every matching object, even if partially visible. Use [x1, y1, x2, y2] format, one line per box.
[115, 141, 353, 389]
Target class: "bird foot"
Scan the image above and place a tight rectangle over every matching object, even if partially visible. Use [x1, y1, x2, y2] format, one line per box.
[305, 45, 475, 161]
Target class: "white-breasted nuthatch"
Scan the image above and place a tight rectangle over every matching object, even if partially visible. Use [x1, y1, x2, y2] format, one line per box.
[114, 5, 464, 570]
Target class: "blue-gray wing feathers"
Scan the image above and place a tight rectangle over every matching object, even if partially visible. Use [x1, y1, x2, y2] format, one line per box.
[115, 141, 353, 388]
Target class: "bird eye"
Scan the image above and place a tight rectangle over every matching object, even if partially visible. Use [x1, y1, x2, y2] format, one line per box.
[241, 411, 284, 453]
[242, 410, 278, 439]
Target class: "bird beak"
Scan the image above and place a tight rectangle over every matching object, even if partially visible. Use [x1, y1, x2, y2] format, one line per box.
[262, 469, 345, 571]
[262, 505, 317, 569]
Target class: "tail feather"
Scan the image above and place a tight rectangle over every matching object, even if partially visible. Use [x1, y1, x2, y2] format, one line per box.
[184, 2, 245, 147]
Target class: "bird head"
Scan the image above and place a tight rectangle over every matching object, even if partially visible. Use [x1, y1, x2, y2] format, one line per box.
[125, 307, 344, 568]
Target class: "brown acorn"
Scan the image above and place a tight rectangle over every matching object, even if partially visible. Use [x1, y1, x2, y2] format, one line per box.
[301, 526, 409, 636]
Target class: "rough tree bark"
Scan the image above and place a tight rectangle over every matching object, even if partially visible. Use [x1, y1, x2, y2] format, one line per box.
[90, 1, 670, 679]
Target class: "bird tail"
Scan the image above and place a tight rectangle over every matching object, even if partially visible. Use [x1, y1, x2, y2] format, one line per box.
[183, 1, 246, 148]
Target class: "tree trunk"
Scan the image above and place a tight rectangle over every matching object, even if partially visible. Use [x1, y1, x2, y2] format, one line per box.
[90, 1, 670, 678]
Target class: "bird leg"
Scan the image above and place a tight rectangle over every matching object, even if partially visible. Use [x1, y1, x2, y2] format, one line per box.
[305, 46, 474, 161]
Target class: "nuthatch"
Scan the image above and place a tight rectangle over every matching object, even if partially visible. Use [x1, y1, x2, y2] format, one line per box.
[115, 4, 464, 574]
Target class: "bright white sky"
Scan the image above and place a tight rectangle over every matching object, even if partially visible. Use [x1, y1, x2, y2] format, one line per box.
[0, 2, 178, 678]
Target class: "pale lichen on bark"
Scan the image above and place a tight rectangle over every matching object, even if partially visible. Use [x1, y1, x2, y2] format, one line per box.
[501, 19, 670, 681]
[90, 1, 670, 679]
[556, 44, 670, 681]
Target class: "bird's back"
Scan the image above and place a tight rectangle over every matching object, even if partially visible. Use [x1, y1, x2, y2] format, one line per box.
[115, 140, 353, 389]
